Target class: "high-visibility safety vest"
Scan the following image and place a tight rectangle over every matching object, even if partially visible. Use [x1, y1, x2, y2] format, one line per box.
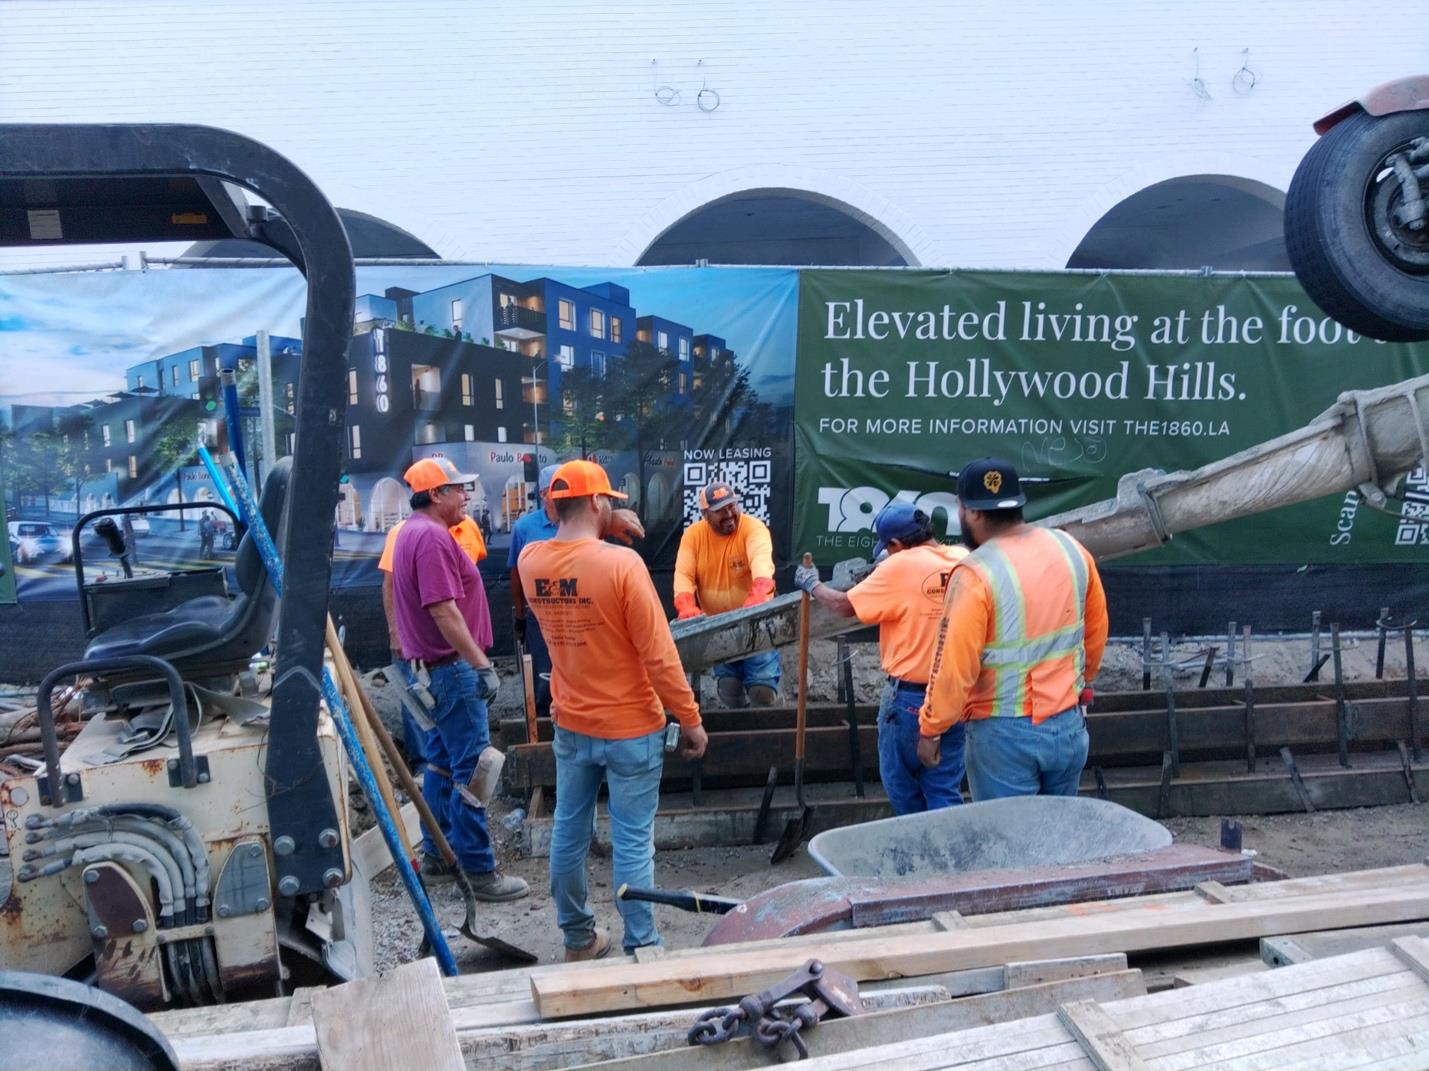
[957, 527, 1090, 723]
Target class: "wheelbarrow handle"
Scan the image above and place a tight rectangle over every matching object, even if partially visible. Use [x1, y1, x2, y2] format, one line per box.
[617, 883, 741, 915]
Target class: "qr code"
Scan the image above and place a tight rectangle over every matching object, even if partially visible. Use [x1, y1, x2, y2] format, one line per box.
[1395, 467, 1429, 546]
[682, 457, 772, 526]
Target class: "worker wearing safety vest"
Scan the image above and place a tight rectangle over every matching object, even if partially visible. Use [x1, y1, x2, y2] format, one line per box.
[918, 458, 1108, 800]
[794, 501, 969, 813]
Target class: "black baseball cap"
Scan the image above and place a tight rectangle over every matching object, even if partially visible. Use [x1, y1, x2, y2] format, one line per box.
[956, 457, 1026, 510]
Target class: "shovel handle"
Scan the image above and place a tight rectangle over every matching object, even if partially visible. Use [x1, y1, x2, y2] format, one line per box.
[617, 884, 741, 914]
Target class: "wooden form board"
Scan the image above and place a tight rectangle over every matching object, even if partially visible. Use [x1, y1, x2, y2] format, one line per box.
[532, 878, 1429, 1017]
[309, 958, 463, 1071]
[579, 971, 1144, 1071]
[1262, 922, 1429, 968]
[759, 938, 1429, 1071]
[162, 956, 1135, 1069]
[152, 865, 1429, 1045]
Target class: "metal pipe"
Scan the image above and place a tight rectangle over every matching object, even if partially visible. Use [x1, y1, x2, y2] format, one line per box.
[1043, 375, 1429, 560]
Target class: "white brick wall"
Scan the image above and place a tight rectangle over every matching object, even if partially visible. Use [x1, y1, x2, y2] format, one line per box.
[1, 0, 1426, 269]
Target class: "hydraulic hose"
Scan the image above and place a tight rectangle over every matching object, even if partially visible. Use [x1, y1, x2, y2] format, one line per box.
[24, 833, 185, 921]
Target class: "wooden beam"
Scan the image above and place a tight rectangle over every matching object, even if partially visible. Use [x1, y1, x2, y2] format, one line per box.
[531, 881, 1429, 1017]
[505, 724, 880, 793]
[504, 695, 1429, 795]
[719, 945, 1429, 1071]
[310, 958, 463, 1071]
[1262, 923, 1429, 967]
[350, 802, 420, 880]
[1058, 999, 1150, 1071]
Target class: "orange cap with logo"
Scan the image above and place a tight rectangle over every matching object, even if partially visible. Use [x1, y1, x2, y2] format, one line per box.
[547, 459, 628, 500]
[403, 457, 477, 493]
[698, 480, 738, 512]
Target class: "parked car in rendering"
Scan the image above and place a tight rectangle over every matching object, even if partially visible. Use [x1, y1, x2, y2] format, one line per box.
[7, 520, 72, 564]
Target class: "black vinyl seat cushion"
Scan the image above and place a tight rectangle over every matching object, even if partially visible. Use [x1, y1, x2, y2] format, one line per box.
[83, 595, 248, 662]
[82, 458, 290, 674]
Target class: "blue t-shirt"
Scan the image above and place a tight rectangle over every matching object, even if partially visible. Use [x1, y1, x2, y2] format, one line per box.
[507, 508, 560, 568]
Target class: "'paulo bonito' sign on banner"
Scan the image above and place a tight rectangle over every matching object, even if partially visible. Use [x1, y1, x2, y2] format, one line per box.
[795, 269, 1429, 565]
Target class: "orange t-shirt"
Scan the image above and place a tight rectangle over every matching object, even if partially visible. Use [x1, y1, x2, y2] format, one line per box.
[673, 514, 775, 616]
[377, 516, 487, 571]
[845, 542, 968, 683]
[920, 527, 1108, 735]
[519, 537, 700, 739]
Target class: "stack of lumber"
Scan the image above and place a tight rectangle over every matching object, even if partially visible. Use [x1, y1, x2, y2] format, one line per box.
[154, 863, 1429, 1070]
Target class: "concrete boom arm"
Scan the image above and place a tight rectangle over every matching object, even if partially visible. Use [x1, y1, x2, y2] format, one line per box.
[672, 373, 1429, 673]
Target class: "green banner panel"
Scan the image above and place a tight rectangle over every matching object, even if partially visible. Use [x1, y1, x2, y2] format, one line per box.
[795, 269, 1429, 566]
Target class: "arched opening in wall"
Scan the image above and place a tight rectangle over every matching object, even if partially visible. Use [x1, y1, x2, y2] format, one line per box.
[638, 191, 912, 267]
[1068, 176, 1288, 271]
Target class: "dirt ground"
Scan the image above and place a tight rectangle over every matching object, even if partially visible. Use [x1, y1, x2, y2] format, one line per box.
[369, 799, 1429, 972]
[368, 629, 1429, 971]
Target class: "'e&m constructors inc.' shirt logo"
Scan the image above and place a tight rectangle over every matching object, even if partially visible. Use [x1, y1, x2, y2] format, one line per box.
[532, 578, 593, 606]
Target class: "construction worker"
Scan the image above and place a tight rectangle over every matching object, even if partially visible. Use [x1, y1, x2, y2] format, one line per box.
[794, 502, 969, 813]
[378, 500, 488, 771]
[509, 464, 560, 718]
[918, 458, 1108, 800]
[520, 459, 707, 960]
[510, 463, 648, 718]
[389, 457, 529, 901]
[673, 480, 779, 707]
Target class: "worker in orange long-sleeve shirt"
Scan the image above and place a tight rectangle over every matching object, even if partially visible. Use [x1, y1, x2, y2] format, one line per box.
[919, 458, 1108, 800]
[673, 480, 779, 707]
[520, 460, 707, 961]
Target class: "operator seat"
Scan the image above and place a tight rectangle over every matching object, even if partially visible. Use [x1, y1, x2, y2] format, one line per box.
[83, 458, 291, 679]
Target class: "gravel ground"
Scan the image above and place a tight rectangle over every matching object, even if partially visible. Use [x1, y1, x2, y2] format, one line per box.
[358, 633, 1429, 971]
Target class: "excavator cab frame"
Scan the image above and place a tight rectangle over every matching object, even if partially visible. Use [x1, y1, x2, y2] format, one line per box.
[0, 124, 360, 1004]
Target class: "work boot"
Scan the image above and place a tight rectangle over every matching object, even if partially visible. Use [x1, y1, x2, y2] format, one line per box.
[747, 684, 778, 707]
[564, 927, 612, 962]
[716, 676, 748, 709]
[464, 868, 530, 902]
[419, 853, 456, 886]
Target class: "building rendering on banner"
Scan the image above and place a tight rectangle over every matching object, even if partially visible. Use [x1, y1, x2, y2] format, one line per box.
[1, 274, 739, 541]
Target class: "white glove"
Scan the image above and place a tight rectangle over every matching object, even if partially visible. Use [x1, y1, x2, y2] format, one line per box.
[793, 564, 820, 594]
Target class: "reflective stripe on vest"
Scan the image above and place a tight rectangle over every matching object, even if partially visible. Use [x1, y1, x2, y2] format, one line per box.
[962, 528, 1089, 718]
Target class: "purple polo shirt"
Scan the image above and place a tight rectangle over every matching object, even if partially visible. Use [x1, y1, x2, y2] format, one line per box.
[391, 511, 494, 661]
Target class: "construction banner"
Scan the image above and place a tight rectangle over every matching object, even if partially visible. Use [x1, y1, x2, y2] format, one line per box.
[0, 265, 796, 602]
[795, 269, 1429, 566]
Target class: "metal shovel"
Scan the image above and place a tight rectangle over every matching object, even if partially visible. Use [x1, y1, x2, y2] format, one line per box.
[771, 577, 814, 863]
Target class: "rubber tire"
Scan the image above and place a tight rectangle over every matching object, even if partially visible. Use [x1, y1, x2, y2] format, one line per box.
[1284, 109, 1429, 343]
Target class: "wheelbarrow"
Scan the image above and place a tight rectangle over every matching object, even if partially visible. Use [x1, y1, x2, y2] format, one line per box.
[622, 798, 1272, 945]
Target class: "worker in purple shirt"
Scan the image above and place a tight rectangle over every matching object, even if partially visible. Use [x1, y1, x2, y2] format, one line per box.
[508, 464, 561, 717]
[390, 457, 529, 902]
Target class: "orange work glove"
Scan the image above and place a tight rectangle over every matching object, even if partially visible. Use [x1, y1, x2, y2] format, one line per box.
[741, 577, 776, 608]
[673, 592, 702, 620]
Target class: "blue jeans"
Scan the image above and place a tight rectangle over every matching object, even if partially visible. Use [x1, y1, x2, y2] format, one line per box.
[877, 681, 965, 815]
[525, 614, 552, 718]
[712, 649, 782, 690]
[422, 660, 496, 873]
[550, 726, 665, 952]
[965, 707, 1089, 801]
[400, 709, 427, 772]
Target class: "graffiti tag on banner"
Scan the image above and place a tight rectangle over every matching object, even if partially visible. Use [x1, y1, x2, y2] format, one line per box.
[682, 447, 773, 525]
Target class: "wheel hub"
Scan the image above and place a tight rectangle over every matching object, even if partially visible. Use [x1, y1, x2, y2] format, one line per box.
[1368, 138, 1429, 272]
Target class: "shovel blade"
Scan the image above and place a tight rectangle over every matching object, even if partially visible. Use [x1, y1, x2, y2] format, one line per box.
[769, 807, 812, 864]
